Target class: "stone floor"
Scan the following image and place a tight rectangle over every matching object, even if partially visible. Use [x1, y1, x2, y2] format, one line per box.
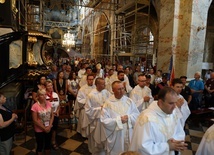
[11, 118, 209, 155]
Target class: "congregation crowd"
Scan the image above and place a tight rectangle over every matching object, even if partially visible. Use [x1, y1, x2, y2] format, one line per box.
[1, 58, 214, 155]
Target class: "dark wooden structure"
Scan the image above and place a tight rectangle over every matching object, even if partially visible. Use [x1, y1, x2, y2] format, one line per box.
[190, 108, 214, 127]
[0, 31, 28, 110]
[0, 31, 28, 88]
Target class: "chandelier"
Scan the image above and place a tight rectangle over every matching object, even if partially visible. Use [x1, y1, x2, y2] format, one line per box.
[62, 30, 75, 52]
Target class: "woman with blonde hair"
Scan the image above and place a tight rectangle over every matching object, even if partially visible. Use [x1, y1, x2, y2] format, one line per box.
[31, 89, 54, 155]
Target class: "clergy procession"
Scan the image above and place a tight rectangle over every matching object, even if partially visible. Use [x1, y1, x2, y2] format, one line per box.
[23, 59, 214, 155]
[68, 61, 194, 155]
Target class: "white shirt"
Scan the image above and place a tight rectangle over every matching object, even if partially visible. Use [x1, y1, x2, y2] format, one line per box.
[46, 92, 59, 113]
[67, 79, 79, 95]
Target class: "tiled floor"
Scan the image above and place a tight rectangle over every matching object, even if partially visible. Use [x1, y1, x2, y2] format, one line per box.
[12, 122, 91, 155]
[11, 118, 209, 155]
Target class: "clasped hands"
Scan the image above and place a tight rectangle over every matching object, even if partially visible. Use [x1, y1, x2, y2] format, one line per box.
[168, 138, 188, 152]
[121, 115, 128, 124]
[44, 125, 52, 133]
[176, 98, 184, 108]
[144, 96, 150, 102]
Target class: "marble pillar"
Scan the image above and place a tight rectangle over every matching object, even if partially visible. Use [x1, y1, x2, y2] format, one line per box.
[173, 0, 193, 77]
[157, 0, 212, 78]
[186, 0, 212, 77]
[157, 0, 175, 73]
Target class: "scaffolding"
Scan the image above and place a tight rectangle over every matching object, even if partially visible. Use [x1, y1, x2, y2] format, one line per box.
[113, 0, 152, 66]
[83, 0, 153, 65]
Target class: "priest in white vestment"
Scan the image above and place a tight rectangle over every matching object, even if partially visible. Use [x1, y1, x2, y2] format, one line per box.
[129, 87, 188, 155]
[83, 78, 111, 155]
[105, 69, 114, 93]
[109, 65, 132, 94]
[78, 63, 88, 79]
[171, 78, 191, 128]
[74, 74, 95, 137]
[130, 74, 154, 112]
[109, 71, 132, 96]
[196, 124, 214, 155]
[94, 63, 104, 79]
[101, 81, 140, 155]
[79, 67, 93, 87]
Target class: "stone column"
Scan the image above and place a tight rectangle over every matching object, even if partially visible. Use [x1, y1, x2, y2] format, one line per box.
[156, 0, 175, 73]
[157, 0, 212, 78]
[173, 0, 193, 77]
[185, 0, 212, 77]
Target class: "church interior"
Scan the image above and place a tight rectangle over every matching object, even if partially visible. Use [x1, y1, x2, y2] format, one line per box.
[0, 0, 214, 155]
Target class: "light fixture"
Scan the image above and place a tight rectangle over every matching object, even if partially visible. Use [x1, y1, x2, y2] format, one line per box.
[0, 0, 5, 4]
[62, 29, 75, 51]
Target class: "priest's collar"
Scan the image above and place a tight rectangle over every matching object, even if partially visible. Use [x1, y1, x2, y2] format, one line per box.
[154, 101, 171, 117]
[109, 95, 124, 102]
